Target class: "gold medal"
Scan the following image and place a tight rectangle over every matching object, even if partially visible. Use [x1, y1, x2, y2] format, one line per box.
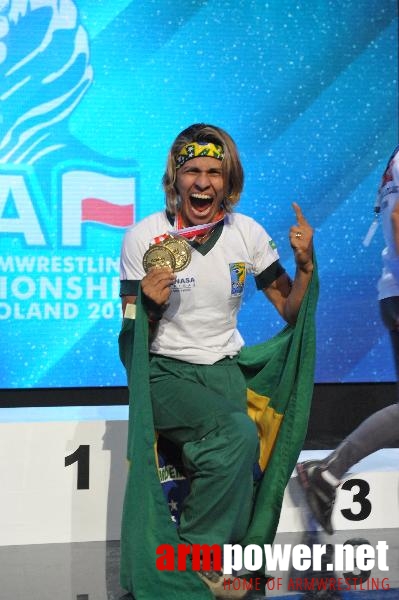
[162, 236, 191, 272]
[142, 244, 176, 273]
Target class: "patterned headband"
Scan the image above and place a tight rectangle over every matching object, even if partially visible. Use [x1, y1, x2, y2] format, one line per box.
[175, 141, 225, 169]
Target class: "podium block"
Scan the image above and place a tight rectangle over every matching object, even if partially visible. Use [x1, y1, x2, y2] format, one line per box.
[1, 408, 398, 546]
[278, 449, 399, 533]
[0, 410, 128, 546]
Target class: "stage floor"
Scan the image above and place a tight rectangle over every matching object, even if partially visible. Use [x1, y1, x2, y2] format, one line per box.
[1, 526, 397, 599]
[0, 412, 397, 599]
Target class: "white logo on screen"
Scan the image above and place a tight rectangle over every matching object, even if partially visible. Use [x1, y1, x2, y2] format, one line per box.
[0, 1, 136, 247]
[0, 0, 92, 165]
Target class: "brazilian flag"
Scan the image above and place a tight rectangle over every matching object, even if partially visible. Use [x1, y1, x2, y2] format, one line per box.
[118, 263, 318, 600]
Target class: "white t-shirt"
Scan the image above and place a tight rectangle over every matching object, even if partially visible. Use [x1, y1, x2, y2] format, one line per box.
[120, 211, 283, 364]
[377, 150, 399, 300]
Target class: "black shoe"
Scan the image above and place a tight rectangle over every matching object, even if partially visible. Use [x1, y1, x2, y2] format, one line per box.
[296, 460, 337, 534]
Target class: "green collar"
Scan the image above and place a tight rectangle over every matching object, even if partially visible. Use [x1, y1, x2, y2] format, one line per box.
[189, 219, 224, 255]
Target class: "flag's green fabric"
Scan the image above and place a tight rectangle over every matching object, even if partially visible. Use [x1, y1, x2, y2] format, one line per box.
[239, 260, 319, 547]
[119, 262, 318, 599]
[119, 292, 214, 600]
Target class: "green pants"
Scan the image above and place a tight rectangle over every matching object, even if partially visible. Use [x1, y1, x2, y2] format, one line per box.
[149, 354, 259, 546]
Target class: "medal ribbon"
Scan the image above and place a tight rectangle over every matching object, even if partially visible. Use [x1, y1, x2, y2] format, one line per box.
[152, 233, 171, 245]
[171, 210, 225, 240]
[151, 209, 225, 246]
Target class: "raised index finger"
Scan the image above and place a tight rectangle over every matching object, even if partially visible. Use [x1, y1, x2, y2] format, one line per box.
[292, 201, 308, 226]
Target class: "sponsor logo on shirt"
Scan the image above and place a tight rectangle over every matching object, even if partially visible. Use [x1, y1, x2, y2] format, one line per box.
[229, 262, 246, 296]
[172, 276, 196, 292]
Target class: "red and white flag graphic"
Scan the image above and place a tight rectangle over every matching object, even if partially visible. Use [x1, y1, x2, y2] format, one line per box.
[81, 197, 133, 226]
[62, 170, 136, 245]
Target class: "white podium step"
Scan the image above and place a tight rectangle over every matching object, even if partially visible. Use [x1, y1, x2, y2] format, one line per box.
[278, 448, 399, 534]
[0, 407, 398, 546]
[0, 406, 129, 546]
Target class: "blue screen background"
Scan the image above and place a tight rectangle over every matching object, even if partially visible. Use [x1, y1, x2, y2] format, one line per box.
[0, 0, 397, 389]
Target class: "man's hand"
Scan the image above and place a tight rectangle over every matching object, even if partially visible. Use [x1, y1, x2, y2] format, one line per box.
[141, 266, 176, 313]
[289, 202, 314, 273]
[391, 201, 399, 254]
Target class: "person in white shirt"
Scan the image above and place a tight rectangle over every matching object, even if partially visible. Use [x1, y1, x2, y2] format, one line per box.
[120, 123, 314, 598]
[297, 146, 399, 535]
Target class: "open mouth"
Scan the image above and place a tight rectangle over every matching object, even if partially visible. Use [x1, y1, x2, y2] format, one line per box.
[190, 193, 213, 213]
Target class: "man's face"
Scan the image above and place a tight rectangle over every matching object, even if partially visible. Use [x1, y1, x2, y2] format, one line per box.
[175, 156, 225, 226]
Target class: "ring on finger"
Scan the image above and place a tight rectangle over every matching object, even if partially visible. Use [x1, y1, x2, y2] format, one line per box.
[295, 231, 302, 239]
